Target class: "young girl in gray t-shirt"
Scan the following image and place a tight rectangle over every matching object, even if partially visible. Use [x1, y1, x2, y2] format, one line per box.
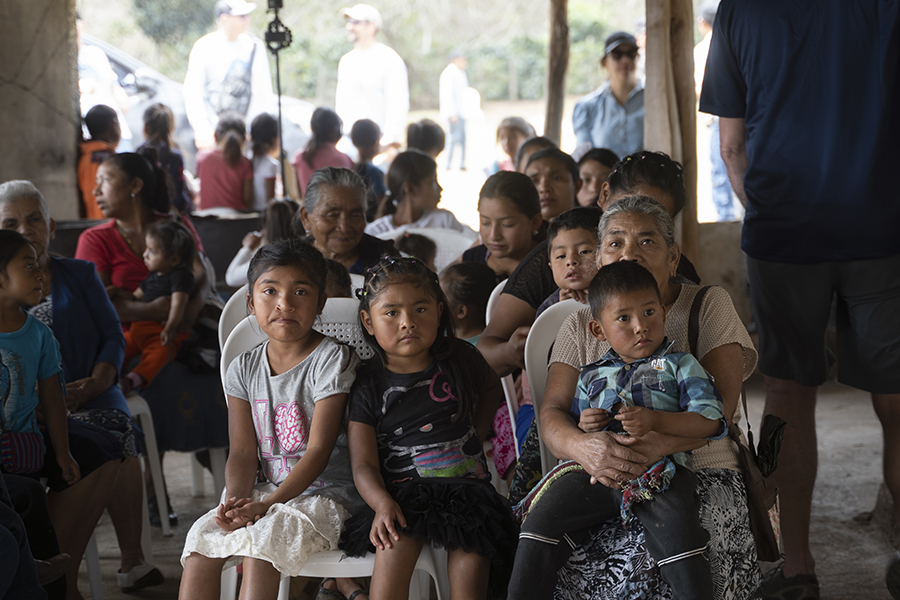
[179, 239, 367, 600]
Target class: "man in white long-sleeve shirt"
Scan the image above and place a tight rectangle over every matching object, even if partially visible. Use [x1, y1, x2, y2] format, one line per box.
[439, 52, 468, 170]
[335, 4, 409, 156]
[183, 0, 274, 151]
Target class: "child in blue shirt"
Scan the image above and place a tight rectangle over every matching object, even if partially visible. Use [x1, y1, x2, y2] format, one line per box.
[509, 260, 725, 600]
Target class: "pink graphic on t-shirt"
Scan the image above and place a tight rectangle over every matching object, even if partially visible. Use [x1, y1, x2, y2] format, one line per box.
[275, 401, 308, 453]
[429, 372, 456, 403]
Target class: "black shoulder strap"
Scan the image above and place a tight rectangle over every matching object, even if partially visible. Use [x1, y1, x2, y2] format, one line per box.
[689, 285, 757, 451]
[688, 285, 713, 357]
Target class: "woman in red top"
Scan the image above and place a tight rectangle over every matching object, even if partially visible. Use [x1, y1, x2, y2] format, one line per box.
[76, 153, 208, 323]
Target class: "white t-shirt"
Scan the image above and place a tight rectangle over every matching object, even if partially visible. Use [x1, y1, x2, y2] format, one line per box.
[439, 63, 468, 122]
[251, 154, 279, 211]
[365, 208, 477, 239]
[183, 30, 274, 145]
[335, 42, 409, 145]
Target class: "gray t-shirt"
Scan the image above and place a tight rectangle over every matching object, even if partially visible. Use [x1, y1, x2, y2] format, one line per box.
[224, 336, 360, 508]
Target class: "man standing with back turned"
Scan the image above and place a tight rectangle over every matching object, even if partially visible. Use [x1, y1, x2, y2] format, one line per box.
[701, 2, 900, 599]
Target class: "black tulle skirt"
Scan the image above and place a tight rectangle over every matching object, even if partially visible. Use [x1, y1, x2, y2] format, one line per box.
[341, 477, 518, 597]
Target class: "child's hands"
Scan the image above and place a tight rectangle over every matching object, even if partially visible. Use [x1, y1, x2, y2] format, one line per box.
[160, 326, 174, 347]
[615, 406, 656, 437]
[370, 498, 407, 551]
[578, 408, 611, 432]
[214, 497, 266, 532]
[57, 452, 81, 486]
[559, 287, 589, 304]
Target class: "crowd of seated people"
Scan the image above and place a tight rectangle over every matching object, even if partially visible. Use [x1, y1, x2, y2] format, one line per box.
[11, 76, 765, 599]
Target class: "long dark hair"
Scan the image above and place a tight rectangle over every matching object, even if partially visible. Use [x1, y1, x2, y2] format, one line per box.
[215, 112, 246, 169]
[384, 150, 436, 217]
[103, 153, 170, 213]
[263, 199, 299, 243]
[250, 113, 279, 158]
[304, 107, 342, 167]
[358, 256, 481, 424]
[607, 150, 687, 216]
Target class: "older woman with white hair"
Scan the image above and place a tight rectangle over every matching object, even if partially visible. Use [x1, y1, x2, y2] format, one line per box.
[297, 167, 397, 274]
[0, 180, 162, 596]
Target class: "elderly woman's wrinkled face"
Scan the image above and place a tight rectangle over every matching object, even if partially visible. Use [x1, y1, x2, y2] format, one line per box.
[0, 197, 54, 264]
[598, 212, 679, 294]
[300, 185, 367, 258]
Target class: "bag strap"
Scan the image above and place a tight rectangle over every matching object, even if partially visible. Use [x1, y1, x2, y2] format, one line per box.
[688, 285, 758, 456]
[687, 285, 712, 358]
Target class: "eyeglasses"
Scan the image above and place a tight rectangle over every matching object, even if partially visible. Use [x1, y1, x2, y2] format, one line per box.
[609, 49, 638, 61]
[347, 19, 369, 25]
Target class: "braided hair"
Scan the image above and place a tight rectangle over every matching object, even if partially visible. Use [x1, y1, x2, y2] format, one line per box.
[358, 256, 481, 424]
[606, 150, 687, 216]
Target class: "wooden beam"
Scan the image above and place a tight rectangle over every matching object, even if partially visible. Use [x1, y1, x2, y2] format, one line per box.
[544, 0, 569, 143]
[644, 0, 699, 268]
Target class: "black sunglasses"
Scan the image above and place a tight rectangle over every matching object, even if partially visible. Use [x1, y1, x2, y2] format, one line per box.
[609, 48, 638, 60]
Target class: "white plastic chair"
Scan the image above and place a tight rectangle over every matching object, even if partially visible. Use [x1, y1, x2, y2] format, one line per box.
[218, 301, 447, 600]
[485, 279, 519, 460]
[523, 299, 582, 475]
[218, 284, 249, 351]
[126, 392, 172, 540]
[84, 533, 103, 600]
[377, 227, 477, 272]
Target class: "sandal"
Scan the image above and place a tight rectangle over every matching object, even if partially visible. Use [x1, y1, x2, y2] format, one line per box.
[762, 563, 819, 600]
[347, 590, 368, 600]
[316, 578, 345, 600]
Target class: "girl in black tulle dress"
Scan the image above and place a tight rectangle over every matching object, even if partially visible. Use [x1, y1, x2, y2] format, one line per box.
[342, 256, 517, 600]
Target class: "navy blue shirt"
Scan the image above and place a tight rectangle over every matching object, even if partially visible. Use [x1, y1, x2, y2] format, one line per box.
[700, 0, 900, 263]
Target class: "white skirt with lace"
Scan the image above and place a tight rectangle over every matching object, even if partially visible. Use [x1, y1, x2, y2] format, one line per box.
[181, 484, 350, 576]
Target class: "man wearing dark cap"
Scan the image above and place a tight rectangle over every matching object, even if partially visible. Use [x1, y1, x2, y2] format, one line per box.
[572, 31, 644, 158]
[702, 2, 900, 598]
[183, 0, 274, 150]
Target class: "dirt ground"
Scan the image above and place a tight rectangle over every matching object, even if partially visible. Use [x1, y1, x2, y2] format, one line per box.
[79, 378, 898, 600]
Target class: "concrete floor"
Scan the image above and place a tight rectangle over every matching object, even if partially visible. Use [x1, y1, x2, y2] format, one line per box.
[78, 379, 897, 600]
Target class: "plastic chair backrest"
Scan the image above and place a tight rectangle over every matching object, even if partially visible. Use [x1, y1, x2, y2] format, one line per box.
[376, 227, 477, 272]
[484, 279, 519, 459]
[313, 297, 374, 360]
[218, 284, 249, 351]
[486, 279, 507, 320]
[523, 299, 582, 475]
[220, 297, 374, 386]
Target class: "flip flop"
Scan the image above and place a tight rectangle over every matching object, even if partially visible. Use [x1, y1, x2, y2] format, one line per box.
[316, 578, 345, 600]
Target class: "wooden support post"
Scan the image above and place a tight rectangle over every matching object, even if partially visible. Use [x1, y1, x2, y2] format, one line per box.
[544, 0, 569, 143]
[644, 0, 699, 268]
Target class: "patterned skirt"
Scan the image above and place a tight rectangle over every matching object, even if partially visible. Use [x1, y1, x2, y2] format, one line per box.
[553, 469, 763, 600]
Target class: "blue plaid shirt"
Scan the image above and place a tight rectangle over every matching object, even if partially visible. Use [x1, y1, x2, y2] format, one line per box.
[573, 337, 727, 466]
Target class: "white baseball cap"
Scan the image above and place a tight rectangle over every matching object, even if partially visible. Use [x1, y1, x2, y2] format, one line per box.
[340, 4, 382, 29]
[215, 0, 256, 18]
